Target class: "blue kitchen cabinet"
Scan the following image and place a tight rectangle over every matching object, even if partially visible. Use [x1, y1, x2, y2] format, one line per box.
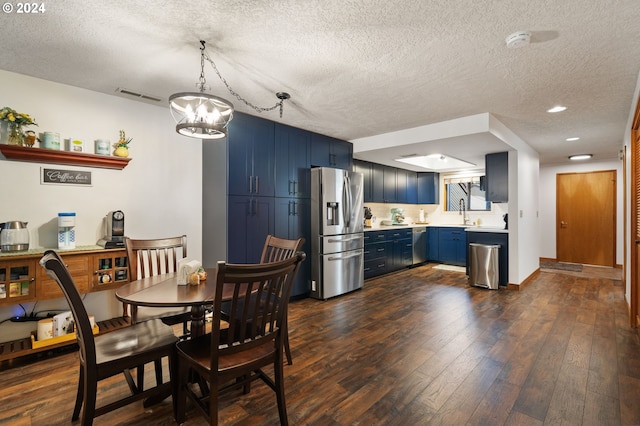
[363, 228, 412, 279]
[382, 165, 397, 203]
[397, 169, 418, 204]
[310, 132, 353, 169]
[227, 195, 275, 264]
[275, 123, 310, 198]
[274, 197, 311, 297]
[364, 230, 388, 279]
[438, 227, 467, 265]
[485, 152, 508, 203]
[371, 163, 385, 202]
[353, 159, 373, 201]
[227, 113, 275, 197]
[417, 172, 440, 204]
[427, 227, 439, 260]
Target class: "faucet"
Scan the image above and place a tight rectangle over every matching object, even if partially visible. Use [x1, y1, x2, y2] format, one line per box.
[459, 198, 470, 225]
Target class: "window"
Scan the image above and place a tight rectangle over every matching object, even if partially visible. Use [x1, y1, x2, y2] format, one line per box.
[445, 176, 490, 212]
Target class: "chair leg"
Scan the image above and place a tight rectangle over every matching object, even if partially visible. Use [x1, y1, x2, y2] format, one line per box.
[81, 371, 98, 426]
[72, 366, 84, 421]
[274, 349, 289, 426]
[283, 321, 293, 365]
[154, 359, 163, 385]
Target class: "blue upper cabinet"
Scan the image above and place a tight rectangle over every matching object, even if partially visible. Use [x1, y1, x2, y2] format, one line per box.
[396, 168, 417, 204]
[485, 152, 508, 203]
[353, 159, 372, 200]
[227, 113, 275, 197]
[275, 123, 310, 198]
[417, 172, 440, 204]
[310, 132, 353, 170]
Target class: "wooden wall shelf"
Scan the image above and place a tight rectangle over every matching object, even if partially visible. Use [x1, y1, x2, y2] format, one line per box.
[0, 144, 131, 170]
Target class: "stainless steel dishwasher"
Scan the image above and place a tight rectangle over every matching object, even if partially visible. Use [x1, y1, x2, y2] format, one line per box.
[412, 226, 427, 264]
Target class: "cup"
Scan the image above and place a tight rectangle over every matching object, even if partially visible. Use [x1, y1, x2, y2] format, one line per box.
[95, 139, 110, 155]
[42, 132, 61, 150]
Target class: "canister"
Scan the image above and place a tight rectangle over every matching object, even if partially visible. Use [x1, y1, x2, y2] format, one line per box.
[66, 138, 84, 152]
[42, 132, 61, 150]
[58, 212, 76, 249]
[95, 139, 110, 155]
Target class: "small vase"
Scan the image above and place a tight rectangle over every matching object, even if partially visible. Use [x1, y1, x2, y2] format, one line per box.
[7, 124, 24, 146]
[114, 146, 129, 157]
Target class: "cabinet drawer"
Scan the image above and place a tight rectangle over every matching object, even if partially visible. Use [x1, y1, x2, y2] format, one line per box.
[364, 258, 386, 278]
[364, 242, 387, 261]
[37, 255, 90, 299]
[364, 230, 387, 243]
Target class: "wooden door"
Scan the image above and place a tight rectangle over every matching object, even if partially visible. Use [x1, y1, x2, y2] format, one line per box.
[631, 97, 640, 327]
[556, 170, 616, 266]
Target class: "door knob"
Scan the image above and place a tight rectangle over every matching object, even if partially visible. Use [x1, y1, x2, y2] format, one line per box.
[560, 221, 567, 228]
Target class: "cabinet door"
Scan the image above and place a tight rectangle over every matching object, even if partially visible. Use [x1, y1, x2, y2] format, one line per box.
[331, 140, 353, 170]
[485, 152, 508, 202]
[382, 165, 397, 203]
[227, 113, 275, 197]
[396, 169, 417, 203]
[354, 160, 372, 201]
[275, 124, 310, 198]
[417, 172, 440, 204]
[427, 227, 439, 261]
[371, 163, 385, 202]
[228, 196, 275, 264]
[275, 197, 311, 297]
[0, 260, 36, 306]
[91, 251, 129, 290]
[311, 133, 352, 169]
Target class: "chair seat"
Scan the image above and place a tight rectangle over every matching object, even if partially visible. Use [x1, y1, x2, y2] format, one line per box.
[176, 333, 276, 377]
[95, 319, 177, 366]
[134, 306, 191, 325]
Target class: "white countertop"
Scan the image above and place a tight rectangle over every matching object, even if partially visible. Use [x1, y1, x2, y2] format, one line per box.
[364, 224, 508, 233]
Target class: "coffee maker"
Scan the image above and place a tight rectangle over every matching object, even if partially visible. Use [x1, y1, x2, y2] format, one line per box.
[97, 210, 125, 248]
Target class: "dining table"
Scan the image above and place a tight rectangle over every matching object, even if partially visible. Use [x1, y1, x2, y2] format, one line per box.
[115, 267, 226, 337]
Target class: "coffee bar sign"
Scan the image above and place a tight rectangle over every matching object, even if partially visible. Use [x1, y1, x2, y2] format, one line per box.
[41, 168, 92, 186]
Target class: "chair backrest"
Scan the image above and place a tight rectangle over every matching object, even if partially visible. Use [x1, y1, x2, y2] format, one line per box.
[260, 235, 304, 264]
[210, 252, 305, 362]
[40, 250, 96, 368]
[125, 235, 187, 280]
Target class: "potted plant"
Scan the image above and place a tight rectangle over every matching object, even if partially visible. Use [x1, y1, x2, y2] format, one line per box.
[0, 107, 37, 146]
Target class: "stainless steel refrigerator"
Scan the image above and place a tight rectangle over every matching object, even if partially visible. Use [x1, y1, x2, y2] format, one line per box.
[311, 167, 364, 300]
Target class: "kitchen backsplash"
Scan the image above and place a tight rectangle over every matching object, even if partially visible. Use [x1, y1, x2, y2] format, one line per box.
[364, 202, 508, 228]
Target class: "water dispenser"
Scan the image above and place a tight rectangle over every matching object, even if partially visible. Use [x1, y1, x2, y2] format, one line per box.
[58, 212, 76, 249]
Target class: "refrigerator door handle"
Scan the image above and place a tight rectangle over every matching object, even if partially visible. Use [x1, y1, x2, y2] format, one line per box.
[343, 173, 352, 228]
[327, 252, 362, 261]
[327, 236, 362, 243]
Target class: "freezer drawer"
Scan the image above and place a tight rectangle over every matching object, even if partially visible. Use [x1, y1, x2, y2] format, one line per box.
[320, 233, 364, 254]
[312, 249, 364, 299]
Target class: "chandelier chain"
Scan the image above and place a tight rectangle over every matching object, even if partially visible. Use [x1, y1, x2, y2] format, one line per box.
[201, 46, 286, 117]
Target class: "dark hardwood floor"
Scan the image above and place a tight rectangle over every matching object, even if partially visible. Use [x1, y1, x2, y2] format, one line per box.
[1, 263, 638, 425]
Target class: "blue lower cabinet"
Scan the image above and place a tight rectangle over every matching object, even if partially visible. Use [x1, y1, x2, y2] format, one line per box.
[427, 227, 466, 266]
[364, 228, 412, 279]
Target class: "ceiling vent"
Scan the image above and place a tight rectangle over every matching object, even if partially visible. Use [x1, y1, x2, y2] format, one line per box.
[115, 87, 163, 103]
[505, 31, 531, 48]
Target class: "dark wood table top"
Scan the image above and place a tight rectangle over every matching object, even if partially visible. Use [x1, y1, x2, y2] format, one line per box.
[115, 267, 223, 308]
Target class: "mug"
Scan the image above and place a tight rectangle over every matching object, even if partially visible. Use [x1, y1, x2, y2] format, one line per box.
[42, 132, 61, 150]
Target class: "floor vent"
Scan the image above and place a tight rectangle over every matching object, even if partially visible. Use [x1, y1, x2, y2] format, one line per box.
[115, 87, 163, 103]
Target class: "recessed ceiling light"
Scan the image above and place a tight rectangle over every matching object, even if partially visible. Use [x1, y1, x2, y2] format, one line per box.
[547, 106, 567, 113]
[569, 154, 592, 161]
[566, 137, 580, 141]
[395, 154, 475, 171]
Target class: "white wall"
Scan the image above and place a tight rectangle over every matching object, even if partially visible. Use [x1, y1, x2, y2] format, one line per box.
[539, 159, 623, 265]
[0, 70, 203, 340]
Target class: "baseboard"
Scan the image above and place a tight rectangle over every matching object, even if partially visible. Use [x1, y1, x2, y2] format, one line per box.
[507, 267, 541, 291]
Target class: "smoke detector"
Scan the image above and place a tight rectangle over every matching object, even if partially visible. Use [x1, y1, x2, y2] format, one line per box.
[505, 31, 531, 48]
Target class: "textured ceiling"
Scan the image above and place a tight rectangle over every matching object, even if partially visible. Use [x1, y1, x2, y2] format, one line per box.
[1, 0, 639, 168]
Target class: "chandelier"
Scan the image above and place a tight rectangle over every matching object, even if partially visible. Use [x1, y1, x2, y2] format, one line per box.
[169, 41, 290, 140]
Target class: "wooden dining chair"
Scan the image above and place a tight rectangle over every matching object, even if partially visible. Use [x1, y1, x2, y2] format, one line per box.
[259, 235, 305, 365]
[175, 252, 305, 426]
[40, 250, 177, 426]
[124, 235, 191, 335]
